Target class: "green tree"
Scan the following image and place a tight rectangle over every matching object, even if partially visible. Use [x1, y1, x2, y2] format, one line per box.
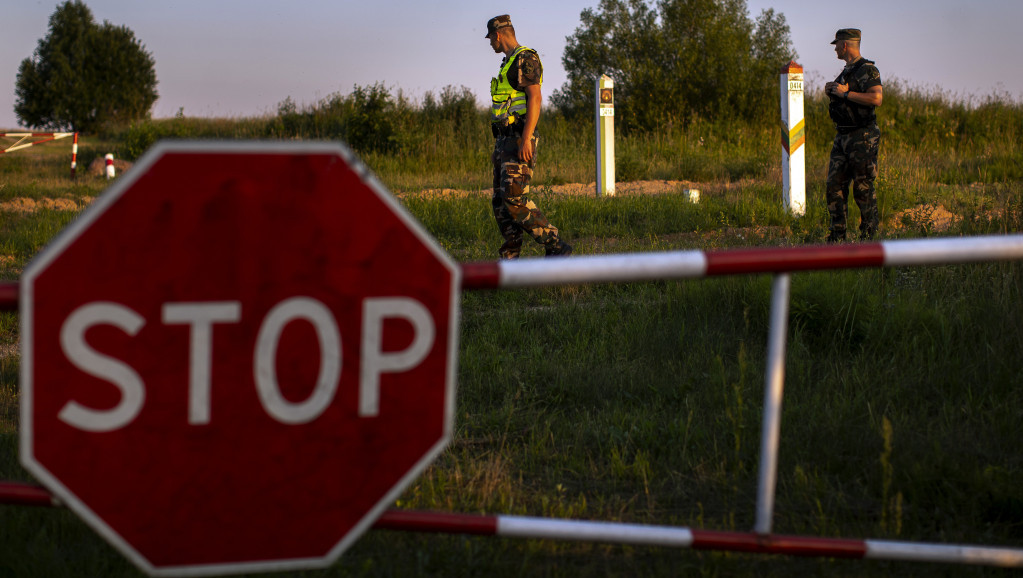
[551, 0, 795, 132]
[14, 1, 158, 132]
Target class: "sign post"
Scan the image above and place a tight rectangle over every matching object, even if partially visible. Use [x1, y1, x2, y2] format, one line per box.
[596, 74, 615, 197]
[779, 61, 806, 216]
[20, 141, 461, 576]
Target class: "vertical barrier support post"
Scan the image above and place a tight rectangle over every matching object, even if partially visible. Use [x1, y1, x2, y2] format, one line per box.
[754, 273, 791, 535]
[70, 132, 78, 179]
[596, 74, 615, 197]
[780, 61, 806, 216]
[105, 153, 115, 179]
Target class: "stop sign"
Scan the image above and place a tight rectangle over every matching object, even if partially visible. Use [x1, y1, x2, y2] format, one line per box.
[20, 141, 461, 575]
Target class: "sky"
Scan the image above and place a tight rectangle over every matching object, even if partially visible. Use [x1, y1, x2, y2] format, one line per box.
[1, 0, 1021, 130]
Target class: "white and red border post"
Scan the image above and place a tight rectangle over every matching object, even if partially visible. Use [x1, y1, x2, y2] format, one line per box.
[780, 62, 806, 216]
[71, 133, 78, 178]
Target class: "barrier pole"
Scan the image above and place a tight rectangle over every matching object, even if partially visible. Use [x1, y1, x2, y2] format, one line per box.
[0, 132, 75, 155]
[596, 74, 615, 197]
[461, 235, 1023, 290]
[3, 489, 1022, 568]
[70, 132, 78, 179]
[780, 61, 806, 216]
[754, 273, 791, 534]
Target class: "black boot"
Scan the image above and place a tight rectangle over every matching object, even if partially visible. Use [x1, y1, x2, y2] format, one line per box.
[545, 240, 573, 257]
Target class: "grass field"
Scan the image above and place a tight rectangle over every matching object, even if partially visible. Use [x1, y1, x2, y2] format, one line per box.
[1, 86, 1022, 577]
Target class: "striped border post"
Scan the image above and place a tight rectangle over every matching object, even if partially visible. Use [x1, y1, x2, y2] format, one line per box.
[71, 132, 78, 178]
[595, 74, 615, 197]
[104, 153, 115, 179]
[780, 61, 806, 216]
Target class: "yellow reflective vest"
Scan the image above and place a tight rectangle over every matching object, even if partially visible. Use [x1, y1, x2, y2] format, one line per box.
[490, 46, 541, 126]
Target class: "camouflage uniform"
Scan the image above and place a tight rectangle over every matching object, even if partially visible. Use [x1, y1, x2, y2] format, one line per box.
[492, 129, 561, 258]
[489, 39, 568, 259]
[826, 53, 882, 241]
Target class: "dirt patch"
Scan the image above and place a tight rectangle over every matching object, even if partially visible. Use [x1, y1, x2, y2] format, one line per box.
[545, 180, 696, 197]
[87, 156, 134, 176]
[0, 196, 92, 213]
[891, 204, 961, 232]
[400, 179, 698, 200]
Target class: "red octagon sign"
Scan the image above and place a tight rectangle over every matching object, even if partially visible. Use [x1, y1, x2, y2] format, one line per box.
[20, 141, 461, 575]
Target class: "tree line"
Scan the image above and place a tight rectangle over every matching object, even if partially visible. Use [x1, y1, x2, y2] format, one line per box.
[14, 0, 793, 134]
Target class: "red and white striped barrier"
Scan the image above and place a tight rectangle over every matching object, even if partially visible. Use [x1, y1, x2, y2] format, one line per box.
[0, 132, 75, 154]
[461, 235, 1023, 289]
[374, 511, 1023, 567]
[2, 235, 1022, 311]
[1, 132, 78, 178]
[2, 485, 1019, 568]
[3, 234, 1023, 569]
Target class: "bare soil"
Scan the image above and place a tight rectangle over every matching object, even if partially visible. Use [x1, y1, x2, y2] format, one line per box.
[401, 179, 698, 199]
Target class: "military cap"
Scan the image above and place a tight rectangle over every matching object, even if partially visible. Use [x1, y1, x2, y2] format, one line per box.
[485, 15, 513, 38]
[831, 28, 861, 44]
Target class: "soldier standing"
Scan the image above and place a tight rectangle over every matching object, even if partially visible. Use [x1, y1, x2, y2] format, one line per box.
[485, 14, 572, 259]
[824, 28, 884, 242]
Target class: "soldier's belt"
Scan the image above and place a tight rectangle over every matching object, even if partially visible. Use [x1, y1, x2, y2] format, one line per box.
[491, 122, 521, 138]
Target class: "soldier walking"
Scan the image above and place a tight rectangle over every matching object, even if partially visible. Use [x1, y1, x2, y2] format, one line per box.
[824, 28, 884, 242]
[485, 14, 572, 259]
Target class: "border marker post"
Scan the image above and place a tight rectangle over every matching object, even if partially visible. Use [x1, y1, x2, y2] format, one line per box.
[780, 61, 806, 215]
[596, 74, 615, 197]
[70, 133, 78, 179]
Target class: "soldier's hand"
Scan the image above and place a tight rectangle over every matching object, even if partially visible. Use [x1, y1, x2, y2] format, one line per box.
[518, 137, 535, 164]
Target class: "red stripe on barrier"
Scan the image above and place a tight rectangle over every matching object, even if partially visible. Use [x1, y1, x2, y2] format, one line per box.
[705, 244, 885, 276]
[460, 261, 501, 290]
[0, 281, 17, 312]
[0, 482, 56, 507]
[691, 529, 867, 558]
[373, 510, 499, 535]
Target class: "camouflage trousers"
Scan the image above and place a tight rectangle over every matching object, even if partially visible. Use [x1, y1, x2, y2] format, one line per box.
[491, 133, 561, 259]
[826, 125, 881, 240]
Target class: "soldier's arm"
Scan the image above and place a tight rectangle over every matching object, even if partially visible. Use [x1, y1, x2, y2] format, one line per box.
[519, 84, 541, 163]
[846, 85, 883, 107]
[841, 65, 883, 107]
